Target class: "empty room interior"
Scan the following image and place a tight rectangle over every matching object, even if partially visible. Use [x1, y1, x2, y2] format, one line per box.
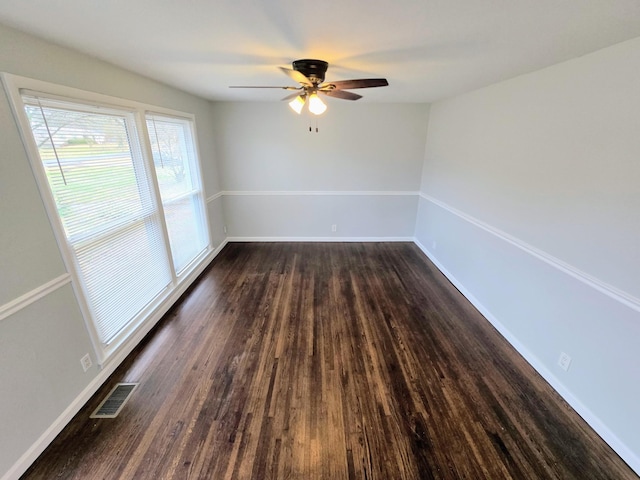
[1, 1, 639, 479]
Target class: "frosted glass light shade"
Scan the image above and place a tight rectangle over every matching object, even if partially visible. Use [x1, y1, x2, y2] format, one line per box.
[288, 95, 305, 114]
[308, 93, 327, 115]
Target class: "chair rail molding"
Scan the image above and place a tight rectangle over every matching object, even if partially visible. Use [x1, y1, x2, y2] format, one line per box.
[0, 274, 71, 322]
[418, 193, 640, 314]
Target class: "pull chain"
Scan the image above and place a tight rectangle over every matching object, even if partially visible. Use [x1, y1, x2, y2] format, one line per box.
[37, 97, 67, 185]
[151, 116, 165, 168]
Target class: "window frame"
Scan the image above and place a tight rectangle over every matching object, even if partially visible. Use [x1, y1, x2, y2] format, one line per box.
[2, 73, 212, 365]
[145, 112, 209, 275]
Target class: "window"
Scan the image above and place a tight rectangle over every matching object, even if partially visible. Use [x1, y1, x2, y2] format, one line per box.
[146, 114, 207, 273]
[13, 85, 210, 358]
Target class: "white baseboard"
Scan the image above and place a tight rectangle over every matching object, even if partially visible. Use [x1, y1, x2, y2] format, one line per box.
[1, 239, 228, 480]
[221, 190, 419, 197]
[413, 238, 640, 476]
[1, 361, 120, 480]
[226, 236, 414, 243]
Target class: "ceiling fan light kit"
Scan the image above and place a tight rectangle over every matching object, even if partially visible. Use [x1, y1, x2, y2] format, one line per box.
[230, 58, 388, 118]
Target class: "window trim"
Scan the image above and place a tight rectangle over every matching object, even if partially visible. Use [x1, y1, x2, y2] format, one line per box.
[2, 73, 212, 365]
[145, 111, 209, 275]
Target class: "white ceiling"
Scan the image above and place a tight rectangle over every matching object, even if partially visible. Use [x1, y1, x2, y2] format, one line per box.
[1, 0, 640, 103]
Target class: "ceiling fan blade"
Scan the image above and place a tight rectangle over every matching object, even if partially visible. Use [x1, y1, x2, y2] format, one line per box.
[321, 78, 389, 90]
[279, 67, 313, 87]
[229, 86, 300, 90]
[281, 92, 304, 101]
[320, 90, 362, 101]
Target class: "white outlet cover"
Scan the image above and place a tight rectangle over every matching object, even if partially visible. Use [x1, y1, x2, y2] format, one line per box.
[558, 352, 571, 371]
[81, 354, 92, 372]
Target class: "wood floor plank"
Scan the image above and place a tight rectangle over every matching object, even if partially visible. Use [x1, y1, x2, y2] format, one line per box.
[20, 242, 638, 479]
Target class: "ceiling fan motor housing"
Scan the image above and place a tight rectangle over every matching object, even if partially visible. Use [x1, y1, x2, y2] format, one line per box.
[293, 59, 328, 84]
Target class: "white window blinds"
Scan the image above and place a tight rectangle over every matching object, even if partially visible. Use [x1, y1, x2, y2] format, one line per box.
[22, 95, 173, 345]
[146, 114, 207, 273]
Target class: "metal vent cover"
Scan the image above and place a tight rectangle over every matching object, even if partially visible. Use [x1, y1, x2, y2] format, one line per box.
[90, 383, 139, 419]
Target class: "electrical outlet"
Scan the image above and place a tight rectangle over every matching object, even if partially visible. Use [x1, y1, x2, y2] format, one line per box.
[432, 241, 437, 250]
[223, 225, 227, 234]
[81, 353, 92, 373]
[331, 224, 337, 232]
[558, 352, 571, 372]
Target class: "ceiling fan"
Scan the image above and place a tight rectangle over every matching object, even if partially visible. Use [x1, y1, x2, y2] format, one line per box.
[229, 59, 389, 115]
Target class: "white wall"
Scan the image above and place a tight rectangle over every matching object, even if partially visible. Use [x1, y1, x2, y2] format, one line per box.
[415, 37, 640, 472]
[212, 102, 429, 239]
[0, 23, 224, 479]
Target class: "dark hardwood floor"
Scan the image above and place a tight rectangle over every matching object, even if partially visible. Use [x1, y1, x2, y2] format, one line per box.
[22, 242, 637, 479]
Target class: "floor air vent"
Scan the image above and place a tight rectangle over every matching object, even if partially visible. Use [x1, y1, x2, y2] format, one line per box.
[90, 383, 139, 419]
